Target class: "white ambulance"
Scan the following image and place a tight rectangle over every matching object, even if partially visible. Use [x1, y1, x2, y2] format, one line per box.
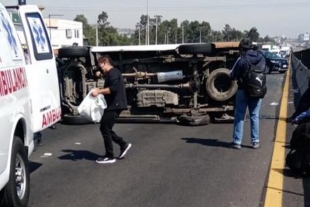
[0, 3, 60, 207]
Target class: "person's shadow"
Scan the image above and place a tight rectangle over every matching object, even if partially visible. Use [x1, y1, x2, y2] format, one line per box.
[58, 149, 100, 161]
[181, 137, 230, 148]
[181, 137, 253, 149]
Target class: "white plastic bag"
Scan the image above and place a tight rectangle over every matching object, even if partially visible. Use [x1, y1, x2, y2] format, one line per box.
[77, 90, 107, 123]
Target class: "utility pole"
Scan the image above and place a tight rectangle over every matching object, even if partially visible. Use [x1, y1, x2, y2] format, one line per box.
[48, 14, 63, 42]
[146, 0, 149, 45]
[199, 27, 202, 43]
[155, 16, 158, 45]
[96, 20, 99, 46]
[139, 26, 141, 45]
[164, 33, 167, 44]
[182, 23, 184, 43]
[175, 29, 177, 44]
[154, 15, 162, 45]
[167, 30, 169, 44]
[136, 23, 141, 45]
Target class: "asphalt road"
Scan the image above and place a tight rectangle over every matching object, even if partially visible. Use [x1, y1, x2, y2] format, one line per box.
[28, 73, 288, 207]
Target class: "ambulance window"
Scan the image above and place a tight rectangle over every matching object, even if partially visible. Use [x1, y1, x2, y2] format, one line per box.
[0, 9, 23, 65]
[25, 13, 52, 61]
[7, 9, 30, 63]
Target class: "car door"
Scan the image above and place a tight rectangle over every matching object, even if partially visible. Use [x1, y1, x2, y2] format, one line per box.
[18, 5, 60, 132]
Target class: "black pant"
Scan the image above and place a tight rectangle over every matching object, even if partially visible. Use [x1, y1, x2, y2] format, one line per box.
[100, 110, 126, 158]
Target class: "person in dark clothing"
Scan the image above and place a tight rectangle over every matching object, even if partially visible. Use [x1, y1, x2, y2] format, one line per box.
[230, 39, 266, 149]
[287, 80, 310, 123]
[92, 55, 132, 164]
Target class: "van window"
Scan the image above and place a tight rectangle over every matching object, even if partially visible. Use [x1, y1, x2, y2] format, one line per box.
[25, 12, 52, 61]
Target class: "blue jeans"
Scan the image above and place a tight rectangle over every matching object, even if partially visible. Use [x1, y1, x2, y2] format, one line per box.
[233, 89, 262, 145]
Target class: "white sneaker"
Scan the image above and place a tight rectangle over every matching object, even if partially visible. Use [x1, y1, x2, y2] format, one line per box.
[119, 143, 132, 159]
[96, 157, 116, 164]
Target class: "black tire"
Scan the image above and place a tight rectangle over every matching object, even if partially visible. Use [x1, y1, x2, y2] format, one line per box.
[0, 137, 30, 207]
[58, 46, 89, 58]
[279, 70, 286, 74]
[265, 66, 271, 74]
[205, 68, 238, 102]
[62, 114, 92, 125]
[178, 44, 213, 55]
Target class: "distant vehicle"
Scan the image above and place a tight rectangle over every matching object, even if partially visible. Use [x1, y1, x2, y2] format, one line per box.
[261, 50, 288, 74]
[279, 47, 290, 58]
[262, 44, 271, 51]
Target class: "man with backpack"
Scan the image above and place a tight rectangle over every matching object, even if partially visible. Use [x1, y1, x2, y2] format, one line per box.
[230, 39, 267, 149]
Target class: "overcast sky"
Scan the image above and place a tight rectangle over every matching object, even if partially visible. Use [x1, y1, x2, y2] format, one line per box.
[2, 0, 310, 38]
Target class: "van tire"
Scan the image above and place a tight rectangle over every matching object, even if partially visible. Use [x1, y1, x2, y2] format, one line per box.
[0, 137, 30, 207]
[206, 68, 238, 102]
[58, 47, 89, 58]
[178, 44, 213, 55]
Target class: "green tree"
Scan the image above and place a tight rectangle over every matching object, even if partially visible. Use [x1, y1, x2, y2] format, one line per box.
[97, 11, 109, 27]
[222, 24, 233, 41]
[74, 15, 95, 45]
[210, 30, 224, 42]
[96, 11, 134, 46]
[230, 29, 243, 41]
[248, 27, 260, 42]
[158, 20, 172, 44]
[180, 20, 190, 43]
[200, 21, 211, 42]
[263, 35, 275, 44]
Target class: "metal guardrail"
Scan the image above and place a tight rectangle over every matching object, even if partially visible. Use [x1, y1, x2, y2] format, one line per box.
[291, 48, 310, 108]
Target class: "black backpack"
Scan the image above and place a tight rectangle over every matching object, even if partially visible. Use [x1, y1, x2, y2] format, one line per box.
[286, 123, 310, 176]
[243, 59, 267, 99]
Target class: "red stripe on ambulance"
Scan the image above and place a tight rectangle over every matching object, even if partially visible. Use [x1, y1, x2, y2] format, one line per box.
[42, 107, 61, 128]
[0, 67, 28, 97]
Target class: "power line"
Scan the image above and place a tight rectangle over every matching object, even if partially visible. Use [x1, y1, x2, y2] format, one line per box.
[45, 2, 310, 12]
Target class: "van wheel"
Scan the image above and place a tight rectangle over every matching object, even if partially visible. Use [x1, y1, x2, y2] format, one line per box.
[58, 46, 89, 58]
[178, 44, 213, 55]
[205, 68, 238, 102]
[0, 137, 30, 207]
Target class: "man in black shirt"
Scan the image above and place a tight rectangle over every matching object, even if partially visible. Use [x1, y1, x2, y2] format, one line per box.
[92, 55, 131, 164]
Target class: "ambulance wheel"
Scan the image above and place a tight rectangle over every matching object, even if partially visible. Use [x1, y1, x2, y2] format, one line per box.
[206, 68, 238, 102]
[62, 114, 91, 125]
[0, 136, 30, 207]
[58, 46, 89, 58]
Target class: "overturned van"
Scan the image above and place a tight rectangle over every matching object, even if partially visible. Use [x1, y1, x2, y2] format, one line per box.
[57, 42, 240, 125]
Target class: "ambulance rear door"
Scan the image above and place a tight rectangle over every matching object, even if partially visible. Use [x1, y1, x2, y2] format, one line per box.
[17, 5, 61, 132]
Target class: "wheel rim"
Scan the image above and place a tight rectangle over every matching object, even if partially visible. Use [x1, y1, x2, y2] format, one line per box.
[15, 154, 26, 199]
[213, 75, 231, 93]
